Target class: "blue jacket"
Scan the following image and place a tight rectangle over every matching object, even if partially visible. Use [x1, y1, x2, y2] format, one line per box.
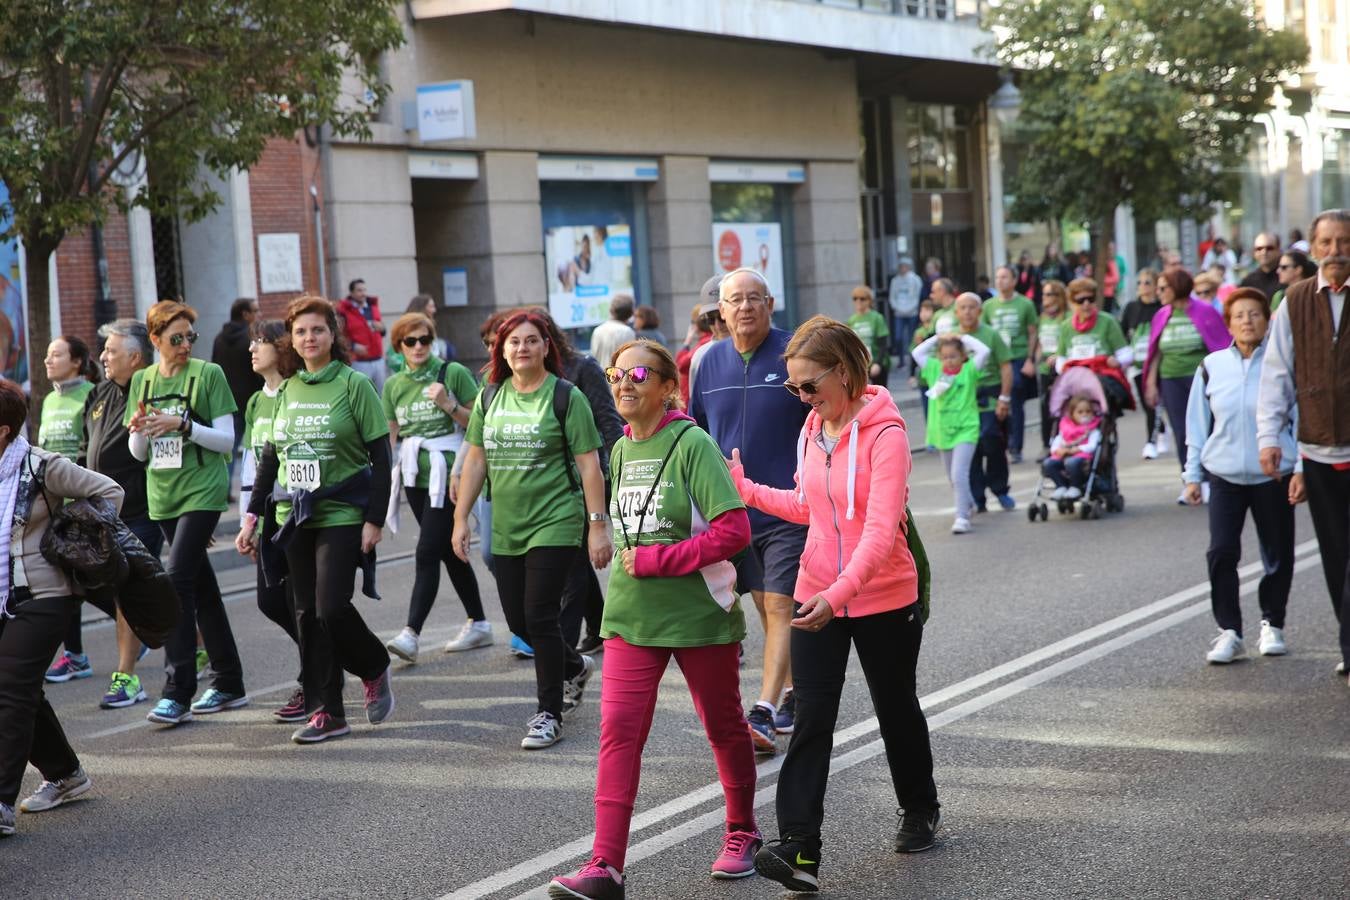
[1185, 342, 1299, 486]
[689, 328, 808, 530]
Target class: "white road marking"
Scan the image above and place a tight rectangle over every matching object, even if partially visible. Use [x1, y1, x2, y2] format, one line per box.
[446, 544, 1320, 900]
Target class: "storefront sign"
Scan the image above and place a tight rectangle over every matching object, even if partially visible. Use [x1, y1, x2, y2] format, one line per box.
[537, 157, 659, 182]
[712, 222, 785, 301]
[0, 181, 29, 385]
[545, 224, 635, 328]
[442, 267, 469, 307]
[708, 161, 806, 184]
[416, 81, 477, 142]
[257, 233, 303, 293]
[408, 151, 480, 180]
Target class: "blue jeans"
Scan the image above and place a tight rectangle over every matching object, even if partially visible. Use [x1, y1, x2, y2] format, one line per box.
[1008, 358, 1028, 454]
[892, 315, 919, 372]
[1043, 456, 1090, 489]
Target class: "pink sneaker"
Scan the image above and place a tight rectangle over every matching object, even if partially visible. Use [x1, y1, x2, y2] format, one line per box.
[710, 828, 762, 879]
[547, 857, 624, 899]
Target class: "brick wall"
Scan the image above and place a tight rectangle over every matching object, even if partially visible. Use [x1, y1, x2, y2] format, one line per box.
[250, 134, 329, 318]
[53, 212, 138, 346]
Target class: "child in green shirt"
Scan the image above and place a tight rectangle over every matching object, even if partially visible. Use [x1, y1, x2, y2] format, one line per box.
[912, 332, 991, 535]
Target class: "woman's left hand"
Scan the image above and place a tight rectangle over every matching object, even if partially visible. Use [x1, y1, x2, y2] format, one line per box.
[1288, 472, 1306, 505]
[791, 594, 834, 632]
[142, 412, 182, 439]
[361, 522, 383, 554]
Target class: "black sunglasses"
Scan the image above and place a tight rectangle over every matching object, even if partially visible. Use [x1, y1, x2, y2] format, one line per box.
[1070, 295, 1096, 305]
[784, 369, 834, 397]
[168, 330, 200, 347]
[401, 334, 434, 348]
[604, 365, 653, 385]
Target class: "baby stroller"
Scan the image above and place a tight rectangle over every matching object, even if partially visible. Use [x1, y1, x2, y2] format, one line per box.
[1027, 366, 1126, 522]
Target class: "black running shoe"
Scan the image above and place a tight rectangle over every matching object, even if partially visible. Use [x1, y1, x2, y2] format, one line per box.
[895, 807, 940, 853]
[754, 837, 821, 893]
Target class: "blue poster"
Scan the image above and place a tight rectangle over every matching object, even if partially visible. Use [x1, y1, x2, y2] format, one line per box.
[0, 182, 28, 384]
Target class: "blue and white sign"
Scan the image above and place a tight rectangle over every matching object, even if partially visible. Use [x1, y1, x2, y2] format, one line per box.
[416, 81, 477, 143]
[442, 266, 468, 308]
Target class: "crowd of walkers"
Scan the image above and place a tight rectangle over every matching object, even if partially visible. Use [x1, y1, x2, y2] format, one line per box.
[0, 209, 1345, 900]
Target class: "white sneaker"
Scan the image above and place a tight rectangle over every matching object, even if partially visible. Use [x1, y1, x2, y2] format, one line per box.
[1257, 621, 1287, 656]
[444, 620, 494, 653]
[561, 654, 597, 716]
[1050, 486, 1067, 501]
[521, 711, 562, 749]
[385, 627, 419, 664]
[1155, 432, 1170, 455]
[1206, 629, 1246, 664]
[1141, 442, 1158, 460]
[951, 517, 971, 534]
[1064, 486, 1082, 500]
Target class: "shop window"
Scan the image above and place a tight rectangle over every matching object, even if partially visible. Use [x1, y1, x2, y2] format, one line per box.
[711, 182, 797, 328]
[907, 103, 971, 191]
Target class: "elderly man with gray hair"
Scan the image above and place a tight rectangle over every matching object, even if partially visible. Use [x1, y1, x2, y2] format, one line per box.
[76, 318, 164, 711]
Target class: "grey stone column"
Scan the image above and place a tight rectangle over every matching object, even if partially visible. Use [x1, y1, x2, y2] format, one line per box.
[648, 156, 712, 341]
[792, 160, 864, 324]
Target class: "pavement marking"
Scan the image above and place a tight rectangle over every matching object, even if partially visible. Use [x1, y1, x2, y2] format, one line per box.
[445, 544, 1320, 900]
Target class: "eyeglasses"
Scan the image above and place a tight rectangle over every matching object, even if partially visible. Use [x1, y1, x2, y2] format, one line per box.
[721, 294, 769, 308]
[247, 338, 268, 350]
[604, 365, 653, 385]
[401, 334, 434, 348]
[783, 369, 835, 397]
[1070, 295, 1096, 305]
[1276, 263, 1297, 270]
[168, 331, 200, 347]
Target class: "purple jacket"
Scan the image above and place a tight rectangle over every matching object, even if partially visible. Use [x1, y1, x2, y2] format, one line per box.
[1143, 299, 1229, 378]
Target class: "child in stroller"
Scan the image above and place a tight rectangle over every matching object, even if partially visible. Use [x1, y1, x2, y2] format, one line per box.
[1028, 365, 1126, 521]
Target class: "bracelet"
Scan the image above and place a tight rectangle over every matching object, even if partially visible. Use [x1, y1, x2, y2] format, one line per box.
[448, 400, 460, 415]
[998, 395, 1012, 404]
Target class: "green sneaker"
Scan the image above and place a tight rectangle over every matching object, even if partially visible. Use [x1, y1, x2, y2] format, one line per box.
[100, 672, 147, 709]
[195, 648, 209, 675]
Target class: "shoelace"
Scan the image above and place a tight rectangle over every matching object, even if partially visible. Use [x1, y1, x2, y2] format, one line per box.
[525, 712, 555, 735]
[283, 688, 305, 709]
[575, 858, 618, 882]
[363, 673, 385, 704]
[308, 712, 334, 731]
[721, 831, 758, 856]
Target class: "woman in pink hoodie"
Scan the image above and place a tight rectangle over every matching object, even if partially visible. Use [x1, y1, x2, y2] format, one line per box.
[731, 316, 940, 894]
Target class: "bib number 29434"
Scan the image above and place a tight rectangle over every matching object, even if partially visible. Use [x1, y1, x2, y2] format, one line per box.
[150, 435, 183, 470]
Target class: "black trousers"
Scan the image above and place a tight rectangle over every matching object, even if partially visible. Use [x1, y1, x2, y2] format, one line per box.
[1206, 475, 1296, 636]
[970, 407, 1010, 501]
[1158, 375, 1193, 469]
[64, 514, 164, 656]
[493, 546, 584, 718]
[559, 528, 604, 648]
[0, 594, 82, 806]
[285, 524, 389, 720]
[1039, 372, 1057, 450]
[1302, 460, 1350, 665]
[777, 605, 938, 844]
[405, 486, 484, 632]
[161, 511, 245, 704]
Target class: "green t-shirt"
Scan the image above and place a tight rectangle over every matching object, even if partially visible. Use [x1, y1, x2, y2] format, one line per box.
[268, 361, 389, 528]
[1158, 311, 1208, 379]
[1060, 314, 1127, 363]
[920, 357, 980, 449]
[125, 359, 237, 520]
[382, 360, 479, 489]
[961, 324, 1010, 410]
[848, 310, 890, 362]
[602, 422, 747, 647]
[1037, 314, 1065, 375]
[465, 373, 603, 555]
[931, 307, 959, 336]
[39, 380, 93, 459]
[1271, 288, 1285, 312]
[981, 294, 1037, 359]
[244, 387, 279, 461]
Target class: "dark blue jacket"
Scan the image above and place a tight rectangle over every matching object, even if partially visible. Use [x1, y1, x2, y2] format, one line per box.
[689, 328, 808, 530]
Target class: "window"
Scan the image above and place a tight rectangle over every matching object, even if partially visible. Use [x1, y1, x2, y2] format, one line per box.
[906, 103, 971, 190]
[1324, 129, 1350, 210]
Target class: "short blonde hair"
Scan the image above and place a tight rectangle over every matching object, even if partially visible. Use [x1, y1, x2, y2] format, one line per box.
[783, 315, 870, 402]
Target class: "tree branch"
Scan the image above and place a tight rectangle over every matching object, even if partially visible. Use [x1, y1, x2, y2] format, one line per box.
[87, 93, 198, 196]
[66, 55, 131, 199]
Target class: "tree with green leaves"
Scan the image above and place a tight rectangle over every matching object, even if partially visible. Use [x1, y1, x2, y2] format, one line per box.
[0, 0, 404, 403]
[992, 0, 1307, 277]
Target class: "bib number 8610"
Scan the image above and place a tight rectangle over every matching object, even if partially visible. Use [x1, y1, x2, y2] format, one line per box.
[287, 459, 321, 492]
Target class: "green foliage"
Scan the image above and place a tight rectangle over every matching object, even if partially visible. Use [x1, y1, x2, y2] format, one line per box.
[992, 0, 1307, 225]
[0, 0, 405, 246]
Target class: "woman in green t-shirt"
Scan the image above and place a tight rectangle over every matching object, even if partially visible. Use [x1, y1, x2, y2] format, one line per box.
[547, 340, 757, 897]
[382, 312, 487, 664]
[238, 319, 309, 725]
[239, 296, 396, 744]
[453, 310, 612, 751]
[38, 334, 99, 681]
[127, 301, 245, 727]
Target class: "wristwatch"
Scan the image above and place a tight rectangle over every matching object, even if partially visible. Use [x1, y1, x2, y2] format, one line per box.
[588, 512, 608, 522]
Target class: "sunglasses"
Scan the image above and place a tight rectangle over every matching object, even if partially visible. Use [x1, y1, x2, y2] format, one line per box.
[604, 365, 653, 385]
[401, 334, 434, 348]
[168, 330, 200, 347]
[1276, 263, 1297, 270]
[784, 369, 834, 397]
[1070, 295, 1096, 305]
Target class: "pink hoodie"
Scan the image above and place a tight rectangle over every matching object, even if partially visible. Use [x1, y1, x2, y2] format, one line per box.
[731, 385, 917, 617]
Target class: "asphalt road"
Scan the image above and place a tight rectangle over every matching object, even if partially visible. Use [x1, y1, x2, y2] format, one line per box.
[5, 397, 1348, 899]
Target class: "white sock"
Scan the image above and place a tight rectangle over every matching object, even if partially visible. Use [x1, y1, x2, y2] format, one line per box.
[755, 700, 777, 717]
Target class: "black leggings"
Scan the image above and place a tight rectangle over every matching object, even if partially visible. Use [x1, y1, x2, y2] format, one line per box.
[1039, 372, 1057, 450]
[493, 546, 584, 718]
[1132, 372, 1163, 442]
[405, 486, 484, 632]
[284, 525, 388, 720]
[257, 557, 302, 684]
[161, 511, 245, 704]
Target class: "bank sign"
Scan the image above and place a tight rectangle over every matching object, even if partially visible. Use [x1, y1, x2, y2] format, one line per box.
[416, 81, 477, 143]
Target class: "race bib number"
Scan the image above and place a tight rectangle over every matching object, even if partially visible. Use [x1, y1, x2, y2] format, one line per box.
[614, 485, 655, 533]
[286, 444, 321, 492]
[150, 435, 183, 470]
[1068, 340, 1097, 360]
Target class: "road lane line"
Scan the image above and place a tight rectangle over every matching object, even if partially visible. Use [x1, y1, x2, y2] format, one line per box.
[445, 548, 1319, 900]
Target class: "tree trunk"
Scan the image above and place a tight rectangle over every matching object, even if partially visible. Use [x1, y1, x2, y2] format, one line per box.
[1092, 215, 1113, 313]
[22, 233, 58, 438]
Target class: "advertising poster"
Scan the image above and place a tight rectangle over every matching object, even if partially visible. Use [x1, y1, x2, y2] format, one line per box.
[712, 222, 784, 300]
[0, 182, 28, 385]
[545, 224, 633, 329]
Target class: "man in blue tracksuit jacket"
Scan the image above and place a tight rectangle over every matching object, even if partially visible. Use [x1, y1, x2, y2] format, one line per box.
[689, 266, 808, 754]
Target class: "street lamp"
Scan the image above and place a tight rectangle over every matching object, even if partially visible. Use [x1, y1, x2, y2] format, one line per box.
[989, 71, 1022, 129]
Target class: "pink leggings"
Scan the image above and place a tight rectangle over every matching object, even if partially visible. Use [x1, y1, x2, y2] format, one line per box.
[593, 636, 758, 870]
